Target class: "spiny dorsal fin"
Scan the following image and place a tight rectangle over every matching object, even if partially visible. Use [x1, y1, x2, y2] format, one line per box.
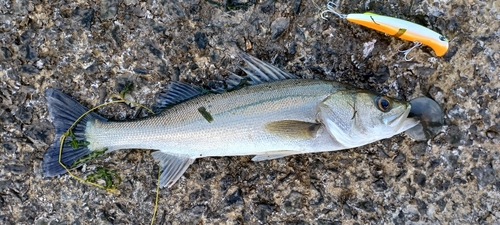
[264, 120, 322, 139]
[157, 54, 298, 106]
[151, 151, 195, 188]
[226, 53, 298, 89]
[154, 81, 204, 113]
[223, 72, 250, 91]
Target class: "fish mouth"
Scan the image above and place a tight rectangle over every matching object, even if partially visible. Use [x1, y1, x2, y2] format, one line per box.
[384, 104, 420, 133]
[384, 105, 411, 127]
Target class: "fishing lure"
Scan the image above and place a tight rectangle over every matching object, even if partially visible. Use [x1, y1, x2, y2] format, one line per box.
[321, 1, 449, 60]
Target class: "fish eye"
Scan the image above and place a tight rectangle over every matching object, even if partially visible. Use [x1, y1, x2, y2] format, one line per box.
[439, 36, 448, 42]
[376, 96, 392, 112]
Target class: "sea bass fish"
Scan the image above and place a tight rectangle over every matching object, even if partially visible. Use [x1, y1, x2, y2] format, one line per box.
[43, 53, 419, 188]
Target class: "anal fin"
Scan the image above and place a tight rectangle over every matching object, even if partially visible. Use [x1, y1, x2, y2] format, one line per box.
[252, 150, 301, 161]
[151, 151, 195, 188]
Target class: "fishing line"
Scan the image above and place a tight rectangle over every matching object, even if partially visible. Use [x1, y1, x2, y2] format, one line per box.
[150, 166, 161, 225]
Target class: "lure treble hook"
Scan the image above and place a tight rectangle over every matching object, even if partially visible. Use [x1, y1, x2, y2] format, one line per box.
[321, 1, 347, 20]
[398, 41, 423, 61]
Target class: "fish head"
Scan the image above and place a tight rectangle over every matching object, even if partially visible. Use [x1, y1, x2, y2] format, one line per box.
[318, 89, 419, 148]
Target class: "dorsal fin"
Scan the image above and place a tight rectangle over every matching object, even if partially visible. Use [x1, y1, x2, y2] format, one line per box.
[226, 53, 298, 90]
[154, 81, 204, 113]
[224, 72, 251, 91]
[156, 54, 298, 105]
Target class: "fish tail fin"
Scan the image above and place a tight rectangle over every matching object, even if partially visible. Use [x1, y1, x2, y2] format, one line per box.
[43, 88, 107, 177]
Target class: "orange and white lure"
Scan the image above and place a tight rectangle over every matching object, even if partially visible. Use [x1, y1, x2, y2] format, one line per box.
[321, 1, 449, 60]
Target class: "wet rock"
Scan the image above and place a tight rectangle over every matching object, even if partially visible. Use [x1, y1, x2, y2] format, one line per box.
[453, 177, 467, 185]
[23, 121, 54, 148]
[225, 0, 251, 11]
[293, 0, 302, 14]
[356, 200, 375, 212]
[225, 189, 243, 206]
[486, 128, 498, 139]
[2, 142, 17, 153]
[283, 191, 303, 214]
[186, 205, 206, 219]
[471, 164, 496, 188]
[271, 17, 290, 39]
[189, 188, 212, 202]
[20, 43, 38, 60]
[1, 47, 12, 59]
[111, 26, 122, 46]
[427, 158, 441, 171]
[200, 171, 216, 180]
[147, 43, 163, 59]
[4, 164, 26, 174]
[342, 203, 355, 219]
[413, 171, 426, 187]
[433, 177, 451, 191]
[220, 175, 233, 191]
[73, 7, 95, 29]
[416, 198, 428, 214]
[415, 66, 436, 77]
[287, 41, 297, 55]
[393, 210, 406, 225]
[442, 151, 459, 170]
[194, 32, 208, 49]
[14, 107, 32, 124]
[393, 152, 406, 163]
[377, 147, 390, 158]
[407, 212, 420, 222]
[259, 0, 274, 14]
[318, 220, 342, 225]
[255, 204, 273, 223]
[372, 179, 388, 192]
[471, 42, 485, 56]
[100, 0, 118, 20]
[435, 196, 448, 212]
[133, 67, 148, 74]
[444, 124, 463, 147]
[22, 65, 40, 74]
[0, 180, 11, 193]
[373, 64, 390, 83]
[410, 142, 427, 158]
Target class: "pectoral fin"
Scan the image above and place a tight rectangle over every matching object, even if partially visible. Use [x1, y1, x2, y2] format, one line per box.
[252, 150, 302, 161]
[264, 120, 321, 139]
[151, 151, 195, 188]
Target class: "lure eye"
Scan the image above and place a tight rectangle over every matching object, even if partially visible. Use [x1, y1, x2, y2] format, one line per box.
[439, 36, 448, 42]
[376, 96, 392, 112]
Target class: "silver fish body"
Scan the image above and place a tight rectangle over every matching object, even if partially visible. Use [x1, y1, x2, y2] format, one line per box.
[88, 80, 346, 157]
[43, 54, 419, 187]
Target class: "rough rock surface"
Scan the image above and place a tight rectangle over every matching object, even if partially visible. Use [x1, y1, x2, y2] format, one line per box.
[1, 0, 499, 224]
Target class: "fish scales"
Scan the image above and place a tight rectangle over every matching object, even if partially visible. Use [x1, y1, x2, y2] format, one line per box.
[43, 53, 419, 187]
[87, 80, 349, 157]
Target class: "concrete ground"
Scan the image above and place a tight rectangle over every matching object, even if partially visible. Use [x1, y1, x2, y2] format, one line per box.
[1, 0, 499, 224]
